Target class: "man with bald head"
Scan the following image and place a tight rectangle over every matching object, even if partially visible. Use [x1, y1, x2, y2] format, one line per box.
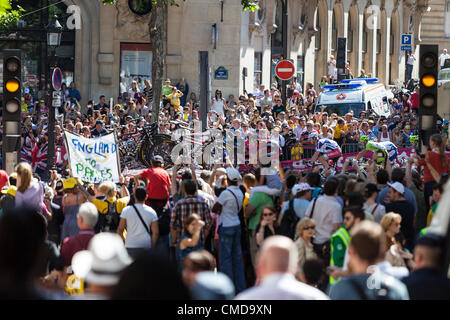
[235, 236, 329, 300]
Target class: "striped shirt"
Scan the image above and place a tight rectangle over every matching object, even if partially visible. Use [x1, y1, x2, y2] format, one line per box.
[170, 196, 212, 243]
[143, 87, 153, 103]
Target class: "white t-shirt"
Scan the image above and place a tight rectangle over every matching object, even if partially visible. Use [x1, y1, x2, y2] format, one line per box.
[305, 195, 343, 244]
[216, 186, 243, 228]
[328, 59, 337, 77]
[120, 203, 158, 249]
[439, 53, 450, 67]
[211, 98, 225, 116]
[363, 202, 386, 223]
[407, 54, 415, 66]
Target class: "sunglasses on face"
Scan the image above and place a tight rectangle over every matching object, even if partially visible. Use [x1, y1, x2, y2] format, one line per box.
[303, 225, 315, 230]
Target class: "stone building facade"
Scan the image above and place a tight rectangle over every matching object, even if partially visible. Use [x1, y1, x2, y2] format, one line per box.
[62, 0, 434, 105]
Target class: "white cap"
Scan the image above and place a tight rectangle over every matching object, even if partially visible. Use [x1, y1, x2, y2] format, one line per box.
[388, 182, 405, 195]
[292, 183, 314, 196]
[226, 167, 242, 182]
[71, 233, 132, 286]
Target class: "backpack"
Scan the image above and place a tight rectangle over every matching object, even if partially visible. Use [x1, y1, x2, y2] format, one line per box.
[279, 199, 299, 240]
[96, 200, 119, 233]
[154, 202, 171, 236]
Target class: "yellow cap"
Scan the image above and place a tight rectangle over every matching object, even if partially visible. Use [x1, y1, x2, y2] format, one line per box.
[1, 186, 17, 197]
[63, 178, 80, 189]
[10, 172, 17, 179]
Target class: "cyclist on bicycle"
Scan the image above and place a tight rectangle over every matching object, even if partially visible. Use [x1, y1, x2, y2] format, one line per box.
[356, 135, 398, 167]
[307, 134, 342, 171]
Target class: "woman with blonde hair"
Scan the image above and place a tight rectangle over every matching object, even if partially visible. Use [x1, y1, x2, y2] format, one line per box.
[15, 162, 44, 211]
[380, 212, 402, 252]
[295, 217, 317, 279]
[381, 212, 413, 269]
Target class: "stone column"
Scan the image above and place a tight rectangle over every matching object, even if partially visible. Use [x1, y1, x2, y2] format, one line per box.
[356, 0, 367, 75]
[383, 2, 395, 85]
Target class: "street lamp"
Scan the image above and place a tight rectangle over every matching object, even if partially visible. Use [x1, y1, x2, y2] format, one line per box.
[47, 16, 63, 47]
[45, 15, 63, 178]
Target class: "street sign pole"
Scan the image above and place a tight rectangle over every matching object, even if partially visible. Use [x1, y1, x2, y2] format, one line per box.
[46, 63, 60, 176]
[281, 0, 288, 106]
[401, 34, 413, 83]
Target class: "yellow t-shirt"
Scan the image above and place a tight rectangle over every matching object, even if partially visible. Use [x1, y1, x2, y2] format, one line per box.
[166, 93, 183, 112]
[334, 124, 348, 139]
[92, 197, 128, 215]
[243, 192, 250, 219]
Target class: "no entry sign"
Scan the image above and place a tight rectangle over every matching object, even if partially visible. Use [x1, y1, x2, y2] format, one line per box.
[275, 60, 295, 81]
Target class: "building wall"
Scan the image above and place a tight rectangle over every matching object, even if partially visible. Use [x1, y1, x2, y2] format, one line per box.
[68, 0, 433, 106]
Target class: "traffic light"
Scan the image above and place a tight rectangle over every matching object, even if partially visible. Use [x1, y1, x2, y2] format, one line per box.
[337, 38, 346, 68]
[418, 44, 439, 150]
[2, 49, 22, 173]
[337, 38, 346, 82]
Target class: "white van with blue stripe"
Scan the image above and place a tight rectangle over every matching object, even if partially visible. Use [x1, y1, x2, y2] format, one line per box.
[315, 78, 391, 118]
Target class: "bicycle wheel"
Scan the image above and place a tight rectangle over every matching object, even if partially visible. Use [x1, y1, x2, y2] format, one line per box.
[138, 139, 152, 168]
[148, 134, 176, 169]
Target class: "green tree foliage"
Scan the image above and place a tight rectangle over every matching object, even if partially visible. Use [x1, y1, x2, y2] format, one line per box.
[0, 0, 24, 28]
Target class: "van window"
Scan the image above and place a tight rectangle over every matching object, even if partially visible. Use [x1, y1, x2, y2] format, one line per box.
[438, 69, 450, 81]
[316, 103, 366, 118]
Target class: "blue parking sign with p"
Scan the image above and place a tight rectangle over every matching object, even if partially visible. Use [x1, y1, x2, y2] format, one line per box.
[401, 34, 412, 45]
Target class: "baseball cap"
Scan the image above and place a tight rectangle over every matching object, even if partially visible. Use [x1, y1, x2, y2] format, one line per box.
[63, 178, 80, 190]
[153, 155, 164, 164]
[226, 167, 241, 182]
[368, 120, 375, 124]
[165, 79, 171, 83]
[388, 182, 405, 195]
[292, 183, 314, 196]
[1, 185, 17, 197]
[96, 120, 104, 125]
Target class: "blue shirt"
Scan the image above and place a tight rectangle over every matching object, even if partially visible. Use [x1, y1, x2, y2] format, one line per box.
[68, 89, 81, 101]
[281, 198, 310, 219]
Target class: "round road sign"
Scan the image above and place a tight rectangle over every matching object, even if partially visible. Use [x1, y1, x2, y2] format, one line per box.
[275, 60, 295, 81]
[52, 67, 63, 91]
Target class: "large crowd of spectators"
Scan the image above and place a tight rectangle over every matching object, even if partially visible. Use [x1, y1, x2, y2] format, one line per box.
[0, 74, 449, 301]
